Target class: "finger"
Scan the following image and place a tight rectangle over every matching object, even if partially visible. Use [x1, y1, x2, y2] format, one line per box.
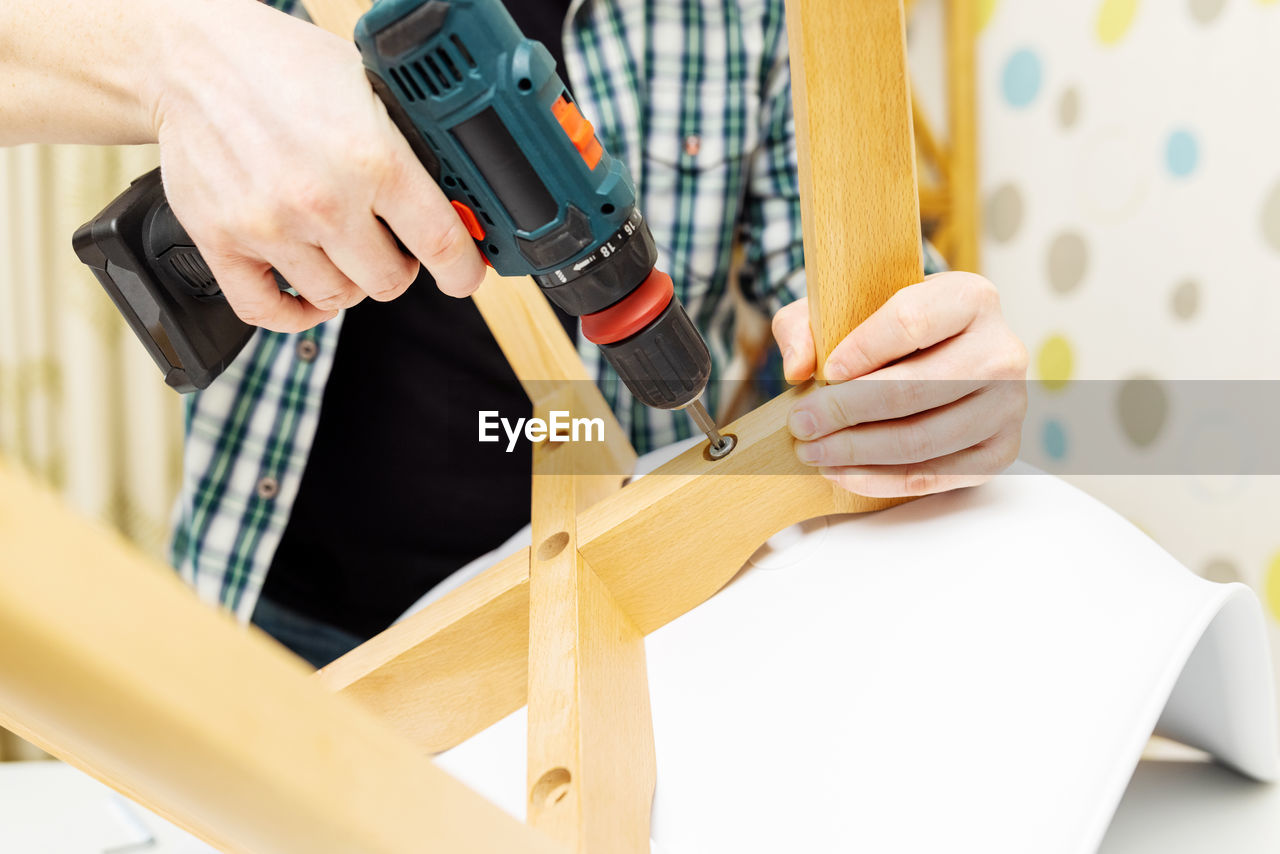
[203, 251, 335, 334]
[771, 298, 816, 383]
[375, 149, 485, 298]
[795, 383, 1019, 468]
[818, 427, 1021, 498]
[788, 332, 990, 440]
[322, 214, 421, 302]
[789, 373, 983, 441]
[823, 272, 999, 381]
[269, 243, 366, 313]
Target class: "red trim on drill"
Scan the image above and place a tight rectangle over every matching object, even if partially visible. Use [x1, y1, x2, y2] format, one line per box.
[450, 200, 486, 241]
[581, 269, 675, 345]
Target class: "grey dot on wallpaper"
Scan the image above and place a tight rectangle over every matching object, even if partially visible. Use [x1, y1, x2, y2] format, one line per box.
[1262, 178, 1280, 253]
[1171, 279, 1200, 319]
[1201, 558, 1241, 584]
[986, 184, 1024, 243]
[1189, 0, 1228, 25]
[1117, 377, 1169, 448]
[1058, 88, 1080, 129]
[1047, 232, 1088, 293]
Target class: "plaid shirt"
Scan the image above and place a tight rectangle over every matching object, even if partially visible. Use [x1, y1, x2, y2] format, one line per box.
[170, 0, 944, 621]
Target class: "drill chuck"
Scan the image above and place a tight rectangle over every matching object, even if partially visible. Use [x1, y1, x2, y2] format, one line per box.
[591, 294, 711, 411]
[535, 208, 712, 412]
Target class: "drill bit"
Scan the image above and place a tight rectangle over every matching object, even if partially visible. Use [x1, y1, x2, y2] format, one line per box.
[686, 399, 734, 459]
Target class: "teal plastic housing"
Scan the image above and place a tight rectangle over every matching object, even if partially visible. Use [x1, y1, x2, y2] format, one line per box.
[354, 0, 637, 280]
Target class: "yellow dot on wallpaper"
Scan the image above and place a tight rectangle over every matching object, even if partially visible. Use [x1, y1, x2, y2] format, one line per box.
[1097, 0, 1141, 44]
[978, 0, 1000, 30]
[1264, 552, 1280, 621]
[1037, 334, 1074, 391]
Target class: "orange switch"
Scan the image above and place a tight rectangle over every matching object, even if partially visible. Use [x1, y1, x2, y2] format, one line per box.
[581, 138, 603, 170]
[552, 95, 603, 170]
[450, 200, 485, 241]
[552, 95, 582, 135]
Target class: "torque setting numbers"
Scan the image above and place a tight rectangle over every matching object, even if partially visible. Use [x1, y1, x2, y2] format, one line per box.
[547, 209, 644, 286]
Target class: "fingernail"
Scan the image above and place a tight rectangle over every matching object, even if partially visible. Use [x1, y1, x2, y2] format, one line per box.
[795, 442, 822, 464]
[789, 410, 817, 439]
[824, 360, 850, 382]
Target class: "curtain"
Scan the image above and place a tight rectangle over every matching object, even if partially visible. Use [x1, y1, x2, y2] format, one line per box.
[0, 144, 186, 761]
[0, 144, 182, 562]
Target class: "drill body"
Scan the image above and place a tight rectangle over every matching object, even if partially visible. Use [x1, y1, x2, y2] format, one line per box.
[74, 0, 712, 415]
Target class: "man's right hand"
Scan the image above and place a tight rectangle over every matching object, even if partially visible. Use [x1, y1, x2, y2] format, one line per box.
[149, 0, 486, 332]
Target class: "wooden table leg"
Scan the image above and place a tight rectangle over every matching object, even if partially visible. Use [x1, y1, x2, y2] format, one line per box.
[526, 392, 656, 853]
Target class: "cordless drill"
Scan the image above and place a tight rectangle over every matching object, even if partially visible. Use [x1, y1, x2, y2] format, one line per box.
[73, 0, 730, 453]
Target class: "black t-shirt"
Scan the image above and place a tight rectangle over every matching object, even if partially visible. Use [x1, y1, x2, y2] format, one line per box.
[260, 0, 575, 639]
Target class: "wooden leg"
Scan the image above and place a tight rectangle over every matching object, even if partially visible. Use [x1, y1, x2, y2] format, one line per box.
[785, 0, 923, 374]
[785, 0, 923, 514]
[527, 396, 655, 851]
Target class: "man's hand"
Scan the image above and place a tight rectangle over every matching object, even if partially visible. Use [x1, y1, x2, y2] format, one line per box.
[151, 0, 486, 332]
[771, 272, 1028, 498]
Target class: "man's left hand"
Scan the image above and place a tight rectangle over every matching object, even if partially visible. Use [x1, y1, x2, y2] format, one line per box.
[771, 272, 1028, 498]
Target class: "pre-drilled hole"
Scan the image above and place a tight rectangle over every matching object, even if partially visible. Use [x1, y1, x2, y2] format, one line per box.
[537, 531, 570, 560]
[531, 767, 572, 808]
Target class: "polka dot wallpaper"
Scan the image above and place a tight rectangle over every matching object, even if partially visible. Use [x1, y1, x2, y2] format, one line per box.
[965, 0, 1280, 669]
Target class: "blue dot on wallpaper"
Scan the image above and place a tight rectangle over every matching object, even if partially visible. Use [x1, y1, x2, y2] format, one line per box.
[1166, 130, 1199, 177]
[1002, 49, 1043, 108]
[1043, 419, 1068, 461]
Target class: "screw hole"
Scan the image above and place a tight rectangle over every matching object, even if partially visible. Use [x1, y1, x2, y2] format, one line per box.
[531, 767, 572, 808]
[537, 531, 570, 561]
[601, 203, 615, 215]
[518, 78, 533, 91]
[487, 244, 500, 255]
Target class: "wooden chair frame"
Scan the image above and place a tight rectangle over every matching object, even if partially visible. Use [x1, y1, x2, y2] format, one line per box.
[0, 1, 933, 850]
[905, 0, 979, 271]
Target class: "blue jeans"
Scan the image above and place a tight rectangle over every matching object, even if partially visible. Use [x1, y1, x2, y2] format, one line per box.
[250, 596, 366, 670]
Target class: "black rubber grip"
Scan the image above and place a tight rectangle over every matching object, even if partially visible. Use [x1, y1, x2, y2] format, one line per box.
[597, 298, 711, 410]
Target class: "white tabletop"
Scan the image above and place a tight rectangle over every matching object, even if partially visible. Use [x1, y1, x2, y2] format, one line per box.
[0, 755, 1276, 853]
[0, 761, 215, 854]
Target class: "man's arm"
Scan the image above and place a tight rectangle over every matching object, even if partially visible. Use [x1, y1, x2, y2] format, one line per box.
[0, 0, 161, 145]
[0, 0, 484, 331]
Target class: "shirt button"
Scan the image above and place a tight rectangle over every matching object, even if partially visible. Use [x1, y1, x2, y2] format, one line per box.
[297, 338, 319, 362]
[256, 476, 280, 500]
[683, 134, 701, 157]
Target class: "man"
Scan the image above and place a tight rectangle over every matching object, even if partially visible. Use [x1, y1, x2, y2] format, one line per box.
[1, 0, 1027, 667]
